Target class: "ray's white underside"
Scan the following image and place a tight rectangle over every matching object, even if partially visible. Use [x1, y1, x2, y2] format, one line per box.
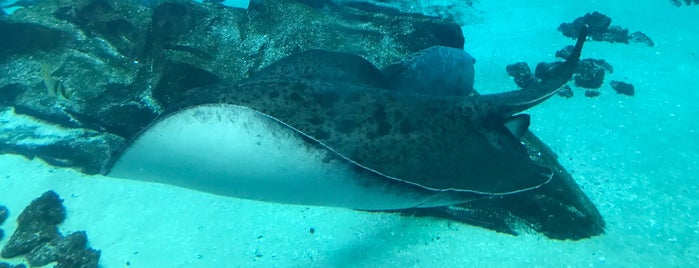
[107, 104, 468, 210]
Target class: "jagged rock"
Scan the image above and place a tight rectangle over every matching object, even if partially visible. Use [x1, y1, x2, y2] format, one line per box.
[573, 58, 613, 89]
[56, 232, 88, 256]
[0, 262, 27, 268]
[0, 108, 125, 174]
[671, 0, 699, 6]
[558, 12, 653, 46]
[602, 25, 630, 44]
[558, 84, 574, 98]
[24, 231, 100, 268]
[585, 90, 601, 97]
[1, 192, 100, 267]
[506, 62, 538, 89]
[630, 31, 655, 47]
[333, 0, 477, 25]
[0, 191, 64, 258]
[610, 80, 635, 96]
[26, 241, 59, 267]
[55, 232, 100, 268]
[559, 11, 611, 41]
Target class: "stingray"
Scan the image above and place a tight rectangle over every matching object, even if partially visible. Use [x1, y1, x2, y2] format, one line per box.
[104, 27, 588, 210]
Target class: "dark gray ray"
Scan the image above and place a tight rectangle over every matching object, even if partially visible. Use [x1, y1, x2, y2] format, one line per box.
[105, 26, 588, 212]
[161, 26, 587, 194]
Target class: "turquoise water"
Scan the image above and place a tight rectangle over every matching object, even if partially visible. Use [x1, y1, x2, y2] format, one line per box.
[1, 0, 698, 267]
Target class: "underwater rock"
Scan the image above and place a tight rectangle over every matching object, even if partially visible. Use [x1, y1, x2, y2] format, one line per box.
[585, 90, 601, 97]
[0, 21, 73, 61]
[560, 11, 611, 41]
[0, 262, 27, 268]
[506, 62, 538, 89]
[610, 80, 635, 96]
[0, 192, 100, 267]
[601, 25, 629, 44]
[630, 31, 655, 47]
[670, 0, 699, 6]
[556, 46, 625, 96]
[0, 108, 126, 174]
[558, 84, 574, 98]
[152, 61, 221, 108]
[334, 0, 476, 25]
[26, 241, 58, 267]
[558, 12, 654, 46]
[574, 64, 604, 88]
[533, 61, 565, 85]
[573, 58, 613, 89]
[35, 231, 100, 268]
[1, 191, 64, 258]
[55, 232, 98, 267]
[54, 0, 151, 60]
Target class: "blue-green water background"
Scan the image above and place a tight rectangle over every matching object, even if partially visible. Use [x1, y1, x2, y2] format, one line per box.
[1, 0, 697, 267]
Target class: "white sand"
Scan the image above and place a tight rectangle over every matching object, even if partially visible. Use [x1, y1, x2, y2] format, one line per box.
[1, 0, 698, 267]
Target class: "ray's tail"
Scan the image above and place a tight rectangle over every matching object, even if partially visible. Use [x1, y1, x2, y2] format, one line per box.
[482, 25, 589, 117]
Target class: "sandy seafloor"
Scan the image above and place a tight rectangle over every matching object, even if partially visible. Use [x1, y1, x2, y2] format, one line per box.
[1, 0, 698, 267]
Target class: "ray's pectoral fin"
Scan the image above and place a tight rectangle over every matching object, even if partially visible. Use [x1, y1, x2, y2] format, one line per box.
[504, 114, 531, 139]
[250, 49, 390, 88]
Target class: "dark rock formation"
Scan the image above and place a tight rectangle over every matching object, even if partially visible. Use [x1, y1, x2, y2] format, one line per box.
[0, 262, 27, 268]
[506, 62, 538, 89]
[0, 191, 99, 267]
[585, 90, 601, 97]
[573, 58, 613, 90]
[557, 41, 629, 96]
[610, 80, 635, 96]
[671, 0, 699, 6]
[26, 241, 58, 267]
[25, 231, 100, 268]
[558, 84, 574, 98]
[629, 31, 655, 47]
[0, 108, 126, 174]
[1, 191, 64, 258]
[558, 12, 654, 46]
[334, 0, 477, 25]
